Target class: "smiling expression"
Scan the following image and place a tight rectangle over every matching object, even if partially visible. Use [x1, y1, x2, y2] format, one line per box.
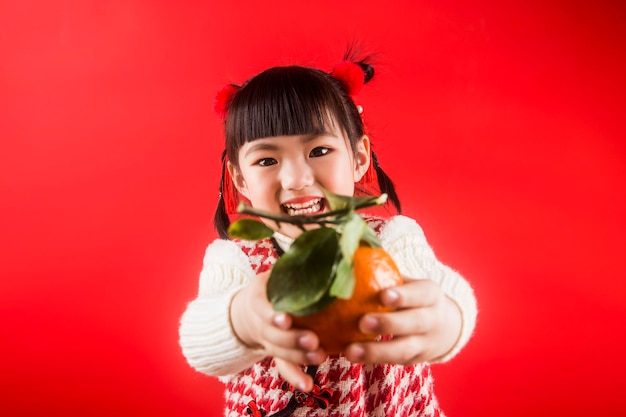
[228, 126, 370, 238]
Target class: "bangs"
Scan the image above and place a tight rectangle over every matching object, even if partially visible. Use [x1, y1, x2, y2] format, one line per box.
[225, 66, 359, 162]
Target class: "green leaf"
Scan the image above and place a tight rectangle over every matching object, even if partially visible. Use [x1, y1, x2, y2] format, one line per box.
[339, 212, 367, 263]
[322, 189, 353, 211]
[323, 188, 388, 212]
[267, 227, 339, 314]
[349, 193, 388, 210]
[329, 257, 354, 299]
[360, 224, 382, 248]
[289, 291, 337, 316]
[227, 218, 275, 240]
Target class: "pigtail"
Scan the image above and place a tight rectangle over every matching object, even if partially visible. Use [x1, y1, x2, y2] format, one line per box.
[335, 47, 402, 214]
[371, 151, 401, 214]
[213, 84, 242, 239]
[331, 45, 376, 96]
[214, 196, 230, 239]
[214, 150, 236, 239]
[342, 43, 376, 84]
[356, 60, 375, 84]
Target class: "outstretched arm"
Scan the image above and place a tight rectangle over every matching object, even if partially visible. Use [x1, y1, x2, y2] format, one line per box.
[180, 239, 327, 390]
[344, 215, 477, 364]
[179, 239, 267, 376]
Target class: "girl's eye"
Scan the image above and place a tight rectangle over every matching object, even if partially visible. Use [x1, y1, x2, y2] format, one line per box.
[309, 147, 330, 158]
[257, 158, 277, 167]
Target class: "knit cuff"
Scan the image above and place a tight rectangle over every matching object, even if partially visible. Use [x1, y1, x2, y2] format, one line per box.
[430, 280, 477, 363]
[380, 216, 478, 362]
[179, 285, 267, 376]
[179, 239, 267, 376]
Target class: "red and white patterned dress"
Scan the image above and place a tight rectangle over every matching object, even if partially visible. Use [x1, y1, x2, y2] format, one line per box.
[180, 215, 477, 417]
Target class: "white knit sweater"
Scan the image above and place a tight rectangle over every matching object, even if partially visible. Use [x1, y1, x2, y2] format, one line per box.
[179, 215, 477, 416]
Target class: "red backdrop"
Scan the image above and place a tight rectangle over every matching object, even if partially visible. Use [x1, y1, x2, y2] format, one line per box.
[1, 1, 625, 416]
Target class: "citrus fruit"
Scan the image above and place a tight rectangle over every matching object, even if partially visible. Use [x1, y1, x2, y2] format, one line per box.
[227, 190, 400, 355]
[292, 245, 403, 355]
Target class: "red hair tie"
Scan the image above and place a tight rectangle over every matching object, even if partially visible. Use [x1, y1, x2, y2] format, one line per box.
[331, 61, 365, 96]
[213, 84, 240, 120]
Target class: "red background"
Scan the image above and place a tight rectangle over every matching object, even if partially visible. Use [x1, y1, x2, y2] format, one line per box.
[1, 1, 625, 416]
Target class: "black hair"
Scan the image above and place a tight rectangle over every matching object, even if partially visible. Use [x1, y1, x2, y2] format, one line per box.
[214, 55, 401, 238]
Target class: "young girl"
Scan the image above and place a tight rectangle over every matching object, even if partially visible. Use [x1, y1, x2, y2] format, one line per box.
[179, 53, 477, 417]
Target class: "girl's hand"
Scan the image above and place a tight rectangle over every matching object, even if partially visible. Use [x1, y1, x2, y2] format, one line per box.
[230, 271, 328, 392]
[344, 278, 462, 365]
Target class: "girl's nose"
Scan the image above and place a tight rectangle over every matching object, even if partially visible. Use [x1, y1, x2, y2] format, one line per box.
[280, 159, 314, 190]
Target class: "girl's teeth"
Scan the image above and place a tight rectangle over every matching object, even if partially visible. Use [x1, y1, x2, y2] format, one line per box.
[283, 199, 321, 216]
[286, 203, 320, 216]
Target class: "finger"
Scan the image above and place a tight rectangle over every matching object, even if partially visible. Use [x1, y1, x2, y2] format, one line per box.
[263, 321, 321, 351]
[261, 324, 327, 365]
[263, 338, 325, 364]
[344, 335, 429, 365]
[272, 312, 331, 351]
[380, 279, 442, 309]
[266, 344, 328, 367]
[359, 307, 435, 336]
[271, 312, 293, 330]
[274, 358, 314, 392]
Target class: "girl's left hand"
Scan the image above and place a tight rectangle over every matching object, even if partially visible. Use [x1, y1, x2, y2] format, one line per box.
[343, 278, 462, 364]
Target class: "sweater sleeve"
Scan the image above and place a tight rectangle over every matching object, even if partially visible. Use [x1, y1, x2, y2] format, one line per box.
[179, 239, 266, 376]
[379, 216, 478, 362]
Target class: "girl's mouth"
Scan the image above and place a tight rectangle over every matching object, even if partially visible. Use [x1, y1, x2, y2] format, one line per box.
[281, 198, 324, 216]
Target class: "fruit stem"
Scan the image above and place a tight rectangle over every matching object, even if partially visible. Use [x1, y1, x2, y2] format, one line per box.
[236, 193, 387, 229]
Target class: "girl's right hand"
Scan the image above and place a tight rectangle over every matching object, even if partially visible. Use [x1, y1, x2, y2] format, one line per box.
[230, 271, 328, 392]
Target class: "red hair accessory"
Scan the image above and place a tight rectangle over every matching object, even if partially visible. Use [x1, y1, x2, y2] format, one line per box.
[331, 61, 365, 96]
[213, 84, 240, 120]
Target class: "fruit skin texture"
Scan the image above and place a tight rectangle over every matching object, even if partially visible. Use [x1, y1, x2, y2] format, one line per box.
[292, 246, 404, 355]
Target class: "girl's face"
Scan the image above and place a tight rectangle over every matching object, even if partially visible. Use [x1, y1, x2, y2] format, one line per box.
[228, 126, 370, 238]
